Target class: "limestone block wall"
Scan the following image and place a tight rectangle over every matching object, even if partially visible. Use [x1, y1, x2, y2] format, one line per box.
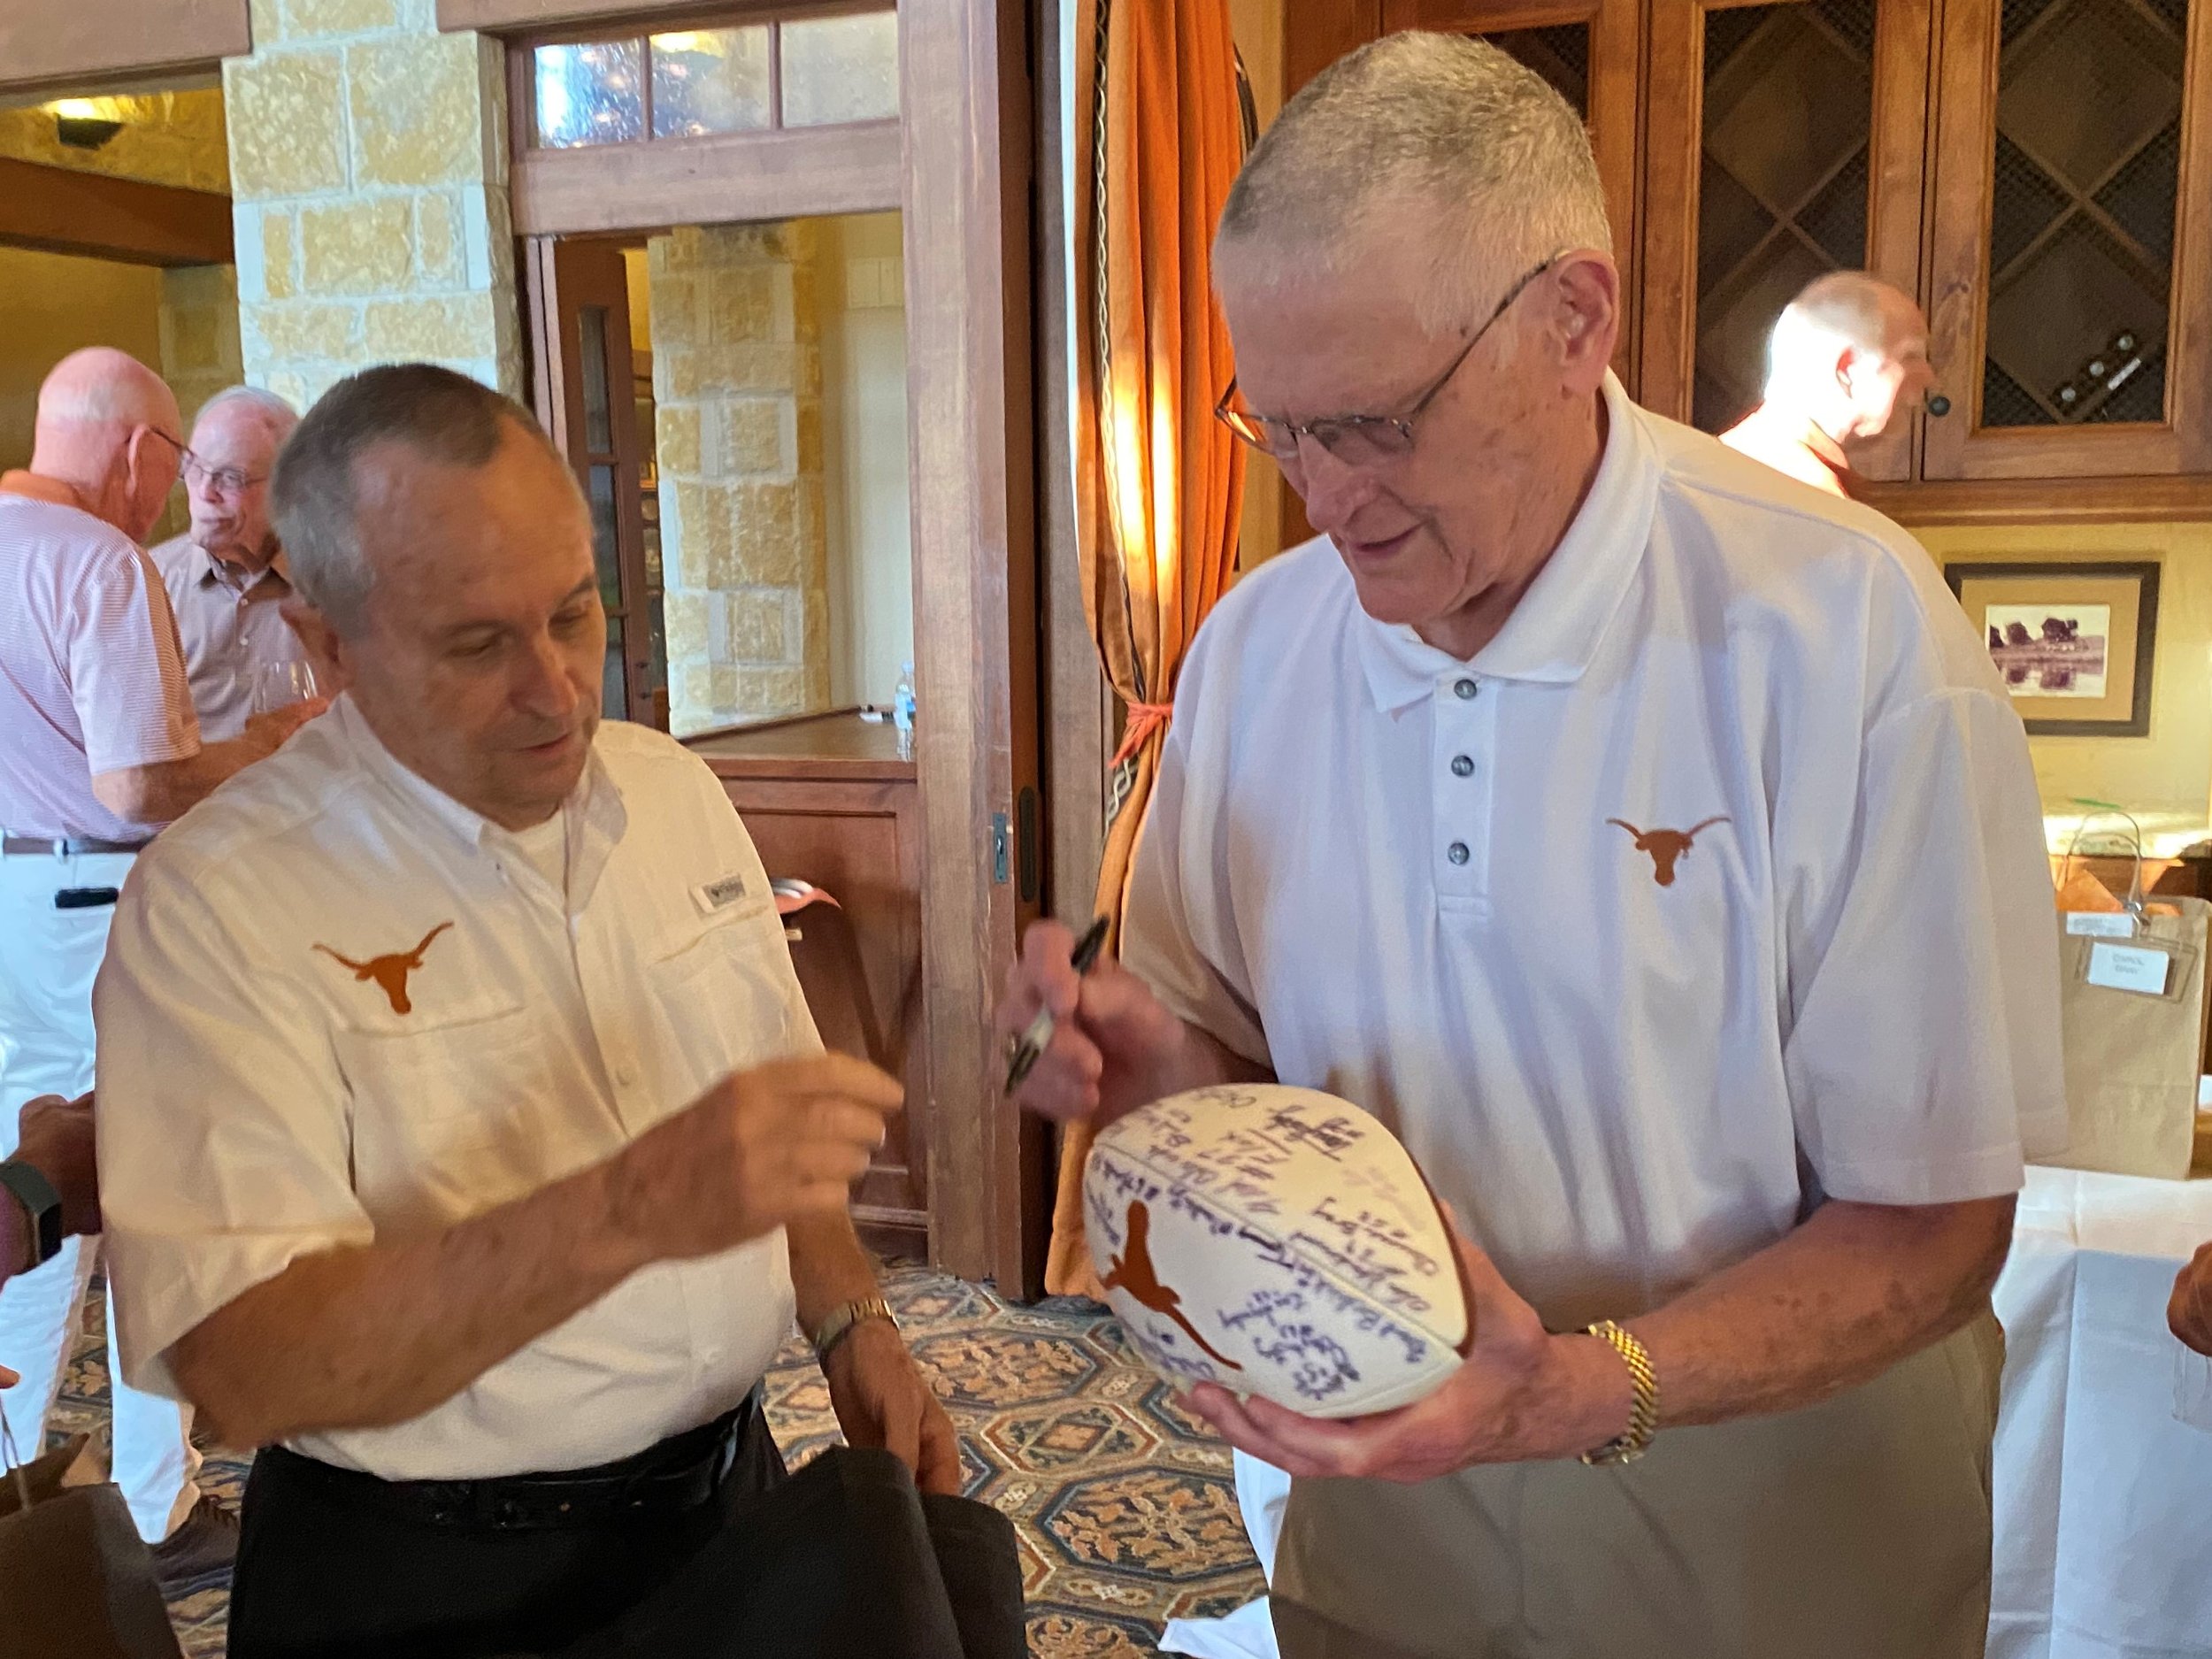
[160, 265, 247, 427]
[650, 223, 832, 735]
[224, 0, 521, 410]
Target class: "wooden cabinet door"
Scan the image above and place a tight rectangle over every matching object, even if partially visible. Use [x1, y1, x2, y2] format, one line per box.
[1924, 0, 2212, 478]
[1641, 0, 1933, 481]
[1380, 0, 1646, 380]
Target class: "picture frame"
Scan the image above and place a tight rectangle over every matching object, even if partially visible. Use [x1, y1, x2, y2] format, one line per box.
[1943, 560, 2160, 737]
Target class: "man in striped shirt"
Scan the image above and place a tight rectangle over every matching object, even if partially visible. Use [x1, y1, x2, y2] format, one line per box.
[0, 348, 314, 1585]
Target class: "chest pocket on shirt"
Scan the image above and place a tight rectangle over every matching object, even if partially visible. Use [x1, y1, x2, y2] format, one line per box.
[645, 902, 802, 1090]
[332, 1002, 556, 1220]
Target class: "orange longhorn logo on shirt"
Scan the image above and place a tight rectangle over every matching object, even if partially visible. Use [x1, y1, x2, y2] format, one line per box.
[1606, 818, 1730, 887]
[311, 922, 455, 1015]
[1102, 1201, 1242, 1371]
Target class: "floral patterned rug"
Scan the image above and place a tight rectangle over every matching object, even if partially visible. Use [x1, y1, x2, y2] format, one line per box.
[50, 1265, 1263, 1656]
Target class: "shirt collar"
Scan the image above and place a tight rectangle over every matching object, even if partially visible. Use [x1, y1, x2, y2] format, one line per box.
[332, 696, 627, 885]
[0, 472, 93, 514]
[199, 545, 291, 594]
[1355, 372, 1660, 713]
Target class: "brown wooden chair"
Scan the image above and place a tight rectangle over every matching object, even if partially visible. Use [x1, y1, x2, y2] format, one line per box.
[772, 879, 890, 1071]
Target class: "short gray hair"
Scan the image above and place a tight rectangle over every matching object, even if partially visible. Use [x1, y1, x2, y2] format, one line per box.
[270, 364, 557, 636]
[194, 384, 300, 442]
[1217, 32, 1611, 333]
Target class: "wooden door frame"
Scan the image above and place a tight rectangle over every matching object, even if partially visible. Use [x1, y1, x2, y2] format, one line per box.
[1923, 0, 2212, 479]
[523, 235, 662, 726]
[0, 0, 247, 99]
[1640, 0, 1934, 480]
[472, 0, 1042, 1291]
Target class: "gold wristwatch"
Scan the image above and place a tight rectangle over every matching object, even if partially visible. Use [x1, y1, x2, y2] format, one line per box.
[809, 1294, 897, 1363]
[1579, 1320, 1660, 1465]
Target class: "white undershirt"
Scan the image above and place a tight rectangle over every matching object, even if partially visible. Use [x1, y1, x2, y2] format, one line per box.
[500, 810, 569, 899]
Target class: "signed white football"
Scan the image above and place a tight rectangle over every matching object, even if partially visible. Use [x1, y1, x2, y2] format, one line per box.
[1083, 1084, 1469, 1418]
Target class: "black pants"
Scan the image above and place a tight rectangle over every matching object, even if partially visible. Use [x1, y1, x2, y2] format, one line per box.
[227, 1402, 787, 1659]
[227, 1407, 1024, 1659]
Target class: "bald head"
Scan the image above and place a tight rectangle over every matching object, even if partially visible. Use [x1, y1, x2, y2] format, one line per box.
[1763, 273, 1933, 442]
[28, 348, 184, 542]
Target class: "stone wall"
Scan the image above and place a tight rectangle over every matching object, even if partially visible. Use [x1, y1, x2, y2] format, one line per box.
[0, 89, 229, 193]
[651, 223, 832, 735]
[160, 265, 247, 427]
[225, 0, 521, 410]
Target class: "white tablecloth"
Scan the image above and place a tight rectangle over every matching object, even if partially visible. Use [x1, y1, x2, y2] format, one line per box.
[1989, 1165, 2212, 1659]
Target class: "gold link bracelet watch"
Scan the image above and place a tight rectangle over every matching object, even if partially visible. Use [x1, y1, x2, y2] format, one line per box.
[1579, 1320, 1660, 1465]
[809, 1295, 897, 1363]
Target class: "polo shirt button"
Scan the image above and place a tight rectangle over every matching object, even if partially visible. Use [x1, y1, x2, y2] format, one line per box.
[1447, 841, 1471, 865]
[1454, 679, 1479, 700]
[1450, 755, 1474, 778]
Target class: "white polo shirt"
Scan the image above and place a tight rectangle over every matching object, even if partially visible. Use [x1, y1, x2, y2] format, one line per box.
[1124, 374, 2064, 1333]
[95, 697, 815, 1479]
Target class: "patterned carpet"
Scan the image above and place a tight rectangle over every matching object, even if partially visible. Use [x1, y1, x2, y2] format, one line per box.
[50, 1264, 1264, 1656]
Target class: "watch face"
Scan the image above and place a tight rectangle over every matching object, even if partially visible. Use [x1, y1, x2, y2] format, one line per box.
[0, 1161, 63, 1267]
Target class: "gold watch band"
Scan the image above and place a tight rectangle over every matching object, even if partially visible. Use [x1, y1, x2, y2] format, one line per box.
[809, 1294, 896, 1363]
[1579, 1320, 1660, 1465]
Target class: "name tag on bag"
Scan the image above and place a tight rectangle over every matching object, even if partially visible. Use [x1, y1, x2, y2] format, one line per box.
[2085, 940, 2176, 996]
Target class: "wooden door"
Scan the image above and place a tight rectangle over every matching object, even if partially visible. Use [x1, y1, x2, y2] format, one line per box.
[1640, 0, 1934, 481]
[1923, 0, 2212, 479]
[523, 234, 665, 727]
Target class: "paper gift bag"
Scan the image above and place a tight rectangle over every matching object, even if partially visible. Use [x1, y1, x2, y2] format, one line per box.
[2040, 897, 2212, 1179]
[0, 1422, 184, 1659]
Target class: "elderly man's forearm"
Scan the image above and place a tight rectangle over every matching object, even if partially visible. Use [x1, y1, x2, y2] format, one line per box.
[1102, 1018, 1273, 1129]
[92, 735, 267, 826]
[169, 1155, 653, 1448]
[1622, 1194, 2016, 1429]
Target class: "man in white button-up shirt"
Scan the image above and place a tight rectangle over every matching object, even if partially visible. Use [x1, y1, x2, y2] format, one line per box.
[96, 365, 955, 1658]
[1002, 34, 2060, 1659]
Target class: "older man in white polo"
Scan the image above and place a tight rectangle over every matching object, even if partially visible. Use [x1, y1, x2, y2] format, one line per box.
[1000, 33, 2061, 1659]
[152, 387, 308, 739]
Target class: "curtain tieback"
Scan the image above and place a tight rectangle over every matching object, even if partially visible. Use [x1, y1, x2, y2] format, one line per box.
[1111, 701, 1175, 767]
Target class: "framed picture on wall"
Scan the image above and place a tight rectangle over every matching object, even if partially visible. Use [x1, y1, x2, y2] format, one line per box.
[1943, 561, 2160, 737]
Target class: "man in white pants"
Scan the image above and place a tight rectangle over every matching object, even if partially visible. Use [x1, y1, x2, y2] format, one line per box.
[0, 349, 311, 1582]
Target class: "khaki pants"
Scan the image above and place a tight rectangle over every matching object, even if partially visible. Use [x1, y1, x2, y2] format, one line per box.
[1271, 1310, 2003, 1659]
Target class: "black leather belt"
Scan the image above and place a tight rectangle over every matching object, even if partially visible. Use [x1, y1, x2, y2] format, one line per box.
[2, 833, 149, 856]
[261, 1399, 755, 1533]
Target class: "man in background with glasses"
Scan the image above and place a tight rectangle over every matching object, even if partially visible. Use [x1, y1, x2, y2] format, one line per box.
[0, 349, 314, 1590]
[152, 387, 314, 741]
[1001, 31, 2060, 1659]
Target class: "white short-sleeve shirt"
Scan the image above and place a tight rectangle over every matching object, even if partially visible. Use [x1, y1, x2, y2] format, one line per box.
[96, 697, 816, 1479]
[1123, 374, 2065, 1332]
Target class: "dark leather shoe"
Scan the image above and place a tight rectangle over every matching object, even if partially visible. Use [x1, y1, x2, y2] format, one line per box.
[151, 1494, 240, 1592]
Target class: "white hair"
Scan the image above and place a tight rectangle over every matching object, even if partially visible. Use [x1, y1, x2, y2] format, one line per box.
[193, 384, 301, 442]
[1763, 272, 1910, 396]
[1216, 31, 1612, 334]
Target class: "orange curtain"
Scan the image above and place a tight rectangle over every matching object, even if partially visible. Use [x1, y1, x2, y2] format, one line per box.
[1043, 0, 1248, 1297]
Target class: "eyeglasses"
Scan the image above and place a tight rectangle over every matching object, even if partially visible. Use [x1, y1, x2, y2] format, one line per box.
[140, 426, 188, 460]
[1216, 252, 1566, 469]
[181, 453, 268, 495]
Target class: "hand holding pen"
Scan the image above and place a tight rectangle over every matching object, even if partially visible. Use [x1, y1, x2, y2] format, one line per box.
[995, 916, 1187, 1126]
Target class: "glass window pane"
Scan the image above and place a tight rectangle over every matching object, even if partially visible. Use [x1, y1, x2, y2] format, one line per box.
[1978, 0, 2181, 426]
[579, 305, 614, 453]
[588, 465, 624, 611]
[534, 40, 645, 149]
[603, 617, 627, 719]
[1691, 0, 1875, 432]
[780, 12, 899, 127]
[651, 27, 772, 138]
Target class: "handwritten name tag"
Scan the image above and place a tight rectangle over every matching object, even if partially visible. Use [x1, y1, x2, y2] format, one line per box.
[2065, 911, 2137, 938]
[2086, 941, 2172, 996]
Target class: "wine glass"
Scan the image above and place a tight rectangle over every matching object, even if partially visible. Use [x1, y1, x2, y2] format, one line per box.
[250, 660, 323, 716]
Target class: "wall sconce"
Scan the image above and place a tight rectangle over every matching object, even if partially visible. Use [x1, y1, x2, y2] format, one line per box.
[50, 99, 123, 150]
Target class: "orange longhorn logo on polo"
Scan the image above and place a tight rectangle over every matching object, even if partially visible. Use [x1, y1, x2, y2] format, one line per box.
[1606, 817, 1731, 887]
[312, 922, 455, 1015]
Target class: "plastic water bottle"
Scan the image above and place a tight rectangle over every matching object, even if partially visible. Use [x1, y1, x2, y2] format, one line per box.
[893, 663, 917, 760]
